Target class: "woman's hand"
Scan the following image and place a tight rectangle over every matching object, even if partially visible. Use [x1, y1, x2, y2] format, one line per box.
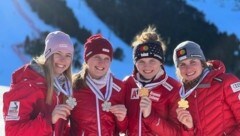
[109, 104, 127, 121]
[52, 104, 72, 124]
[176, 107, 193, 129]
[140, 96, 152, 118]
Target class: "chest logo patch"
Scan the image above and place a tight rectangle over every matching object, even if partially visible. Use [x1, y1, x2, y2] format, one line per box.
[149, 91, 161, 101]
[6, 101, 20, 121]
[131, 88, 139, 99]
[230, 82, 240, 93]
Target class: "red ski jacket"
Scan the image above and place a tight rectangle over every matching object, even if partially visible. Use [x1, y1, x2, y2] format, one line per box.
[69, 76, 128, 136]
[124, 72, 183, 136]
[184, 60, 240, 136]
[3, 64, 68, 136]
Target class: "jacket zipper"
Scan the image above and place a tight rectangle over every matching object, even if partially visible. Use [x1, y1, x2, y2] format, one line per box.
[195, 90, 202, 135]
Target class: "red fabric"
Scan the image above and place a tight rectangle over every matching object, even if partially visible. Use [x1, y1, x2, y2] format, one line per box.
[3, 64, 68, 136]
[84, 34, 113, 62]
[69, 77, 127, 136]
[124, 72, 183, 135]
[184, 60, 240, 136]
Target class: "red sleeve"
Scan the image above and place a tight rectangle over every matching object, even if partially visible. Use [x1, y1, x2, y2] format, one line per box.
[3, 83, 53, 136]
[142, 109, 182, 135]
[116, 116, 128, 133]
[223, 75, 240, 135]
[143, 82, 195, 136]
[180, 124, 195, 136]
[115, 81, 128, 133]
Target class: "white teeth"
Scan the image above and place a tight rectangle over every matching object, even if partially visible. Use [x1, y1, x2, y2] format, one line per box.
[57, 64, 64, 68]
[187, 72, 195, 76]
[96, 66, 104, 71]
[144, 70, 152, 74]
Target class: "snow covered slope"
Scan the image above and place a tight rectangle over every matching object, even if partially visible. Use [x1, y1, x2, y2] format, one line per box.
[0, 0, 52, 86]
[0, 86, 9, 136]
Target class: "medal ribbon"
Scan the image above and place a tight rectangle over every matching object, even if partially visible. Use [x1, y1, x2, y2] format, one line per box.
[86, 71, 113, 136]
[54, 75, 72, 97]
[86, 73, 113, 102]
[180, 68, 210, 99]
[134, 75, 168, 90]
[134, 75, 168, 136]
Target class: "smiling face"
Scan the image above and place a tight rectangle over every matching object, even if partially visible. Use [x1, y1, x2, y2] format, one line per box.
[87, 54, 111, 79]
[135, 57, 162, 80]
[52, 51, 72, 76]
[178, 58, 203, 82]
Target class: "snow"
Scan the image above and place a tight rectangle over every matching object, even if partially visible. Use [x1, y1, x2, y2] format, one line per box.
[65, 0, 134, 78]
[0, 86, 9, 136]
[0, 0, 239, 135]
[0, 0, 52, 86]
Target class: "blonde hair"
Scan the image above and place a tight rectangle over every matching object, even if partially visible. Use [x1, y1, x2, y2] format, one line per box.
[34, 54, 73, 105]
[132, 25, 166, 52]
[72, 62, 88, 90]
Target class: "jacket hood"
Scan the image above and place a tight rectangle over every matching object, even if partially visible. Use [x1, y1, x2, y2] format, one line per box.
[11, 63, 45, 86]
[207, 60, 226, 74]
[203, 60, 226, 83]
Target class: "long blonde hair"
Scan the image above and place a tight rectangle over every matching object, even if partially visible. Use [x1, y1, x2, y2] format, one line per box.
[72, 62, 88, 90]
[34, 54, 73, 105]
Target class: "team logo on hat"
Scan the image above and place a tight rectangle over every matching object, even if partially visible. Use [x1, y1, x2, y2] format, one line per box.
[140, 45, 149, 52]
[102, 48, 110, 53]
[176, 48, 187, 58]
[59, 44, 68, 48]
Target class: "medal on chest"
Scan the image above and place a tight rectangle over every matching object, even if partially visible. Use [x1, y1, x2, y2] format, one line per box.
[86, 74, 113, 112]
[139, 87, 149, 97]
[178, 69, 210, 110]
[66, 96, 77, 108]
[54, 75, 77, 108]
[102, 101, 112, 112]
[178, 99, 189, 109]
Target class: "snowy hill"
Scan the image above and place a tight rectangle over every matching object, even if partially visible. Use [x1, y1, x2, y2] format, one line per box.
[0, 86, 9, 136]
[0, 0, 52, 86]
[0, 0, 178, 87]
[1, 0, 239, 87]
[0, 0, 134, 86]
[65, 0, 134, 79]
[0, 0, 239, 135]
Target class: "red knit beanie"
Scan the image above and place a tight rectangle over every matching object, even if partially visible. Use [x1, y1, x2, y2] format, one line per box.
[84, 34, 113, 62]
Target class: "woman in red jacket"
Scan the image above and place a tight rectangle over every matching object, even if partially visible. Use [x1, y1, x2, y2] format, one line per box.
[70, 34, 127, 136]
[174, 41, 240, 135]
[3, 31, 75, 136]
[124, 26, 182, 136]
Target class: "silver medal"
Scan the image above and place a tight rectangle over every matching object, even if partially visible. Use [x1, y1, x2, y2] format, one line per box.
[101, 101, 111, 112]
[66, 96, 77, 108]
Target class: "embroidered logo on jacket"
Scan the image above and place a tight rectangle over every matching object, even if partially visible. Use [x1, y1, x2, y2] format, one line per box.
[162, 82, 173, 91]
[149, 91, 161, 101]
[113, 83, 121, 92]
[131, 88, 139, 99]
[230, 82, 240, 93]
[6, 101, 20, 121]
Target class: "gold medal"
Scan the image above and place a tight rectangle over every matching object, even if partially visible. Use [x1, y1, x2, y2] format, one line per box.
[102, 101, 111, 112]
[178, 99, 189, 109]
[139, 87, 149, 97]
